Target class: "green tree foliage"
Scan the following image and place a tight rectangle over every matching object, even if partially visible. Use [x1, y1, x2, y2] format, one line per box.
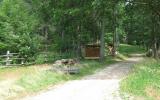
[0, 0, 41, 60]
[125, 0, 160, 58]
[0, 0, 159, 63]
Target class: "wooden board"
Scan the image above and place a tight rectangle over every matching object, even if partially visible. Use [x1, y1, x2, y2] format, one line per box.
[85, 46, 100, 58]
[84, 57, 100, 59]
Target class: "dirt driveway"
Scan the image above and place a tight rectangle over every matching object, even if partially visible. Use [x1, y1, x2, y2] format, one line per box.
[24, 57, 143, 100]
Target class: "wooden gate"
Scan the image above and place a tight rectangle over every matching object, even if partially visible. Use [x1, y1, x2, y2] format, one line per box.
[84, 44, 100, 59]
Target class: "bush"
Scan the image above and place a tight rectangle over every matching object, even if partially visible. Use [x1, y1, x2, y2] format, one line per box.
[35, 52, 60, 64]
[35, 54, 47, 64]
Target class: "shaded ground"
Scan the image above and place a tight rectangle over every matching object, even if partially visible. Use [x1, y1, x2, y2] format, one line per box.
[24, 56, 143, 100]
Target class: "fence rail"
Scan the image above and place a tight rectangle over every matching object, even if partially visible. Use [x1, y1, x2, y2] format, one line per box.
[0, 51, 25, 66]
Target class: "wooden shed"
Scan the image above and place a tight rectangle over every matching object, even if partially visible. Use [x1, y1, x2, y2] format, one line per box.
[84, 44, 100, 59]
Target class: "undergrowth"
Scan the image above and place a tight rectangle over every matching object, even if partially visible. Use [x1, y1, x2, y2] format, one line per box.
[121, 59, 160, 100]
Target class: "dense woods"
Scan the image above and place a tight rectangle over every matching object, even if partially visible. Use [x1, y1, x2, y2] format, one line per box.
[0, 1, 160, 99]
[0, 0, 160, 63]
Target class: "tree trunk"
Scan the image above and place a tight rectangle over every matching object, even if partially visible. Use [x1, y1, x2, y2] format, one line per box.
[44, 25, 49, 51]
[112, 5, 118, 56]
[151, 11, 159, 59]
[153, 36, 158, 58]
[76, 25, 81, 59]
[100, 18, 105, 61]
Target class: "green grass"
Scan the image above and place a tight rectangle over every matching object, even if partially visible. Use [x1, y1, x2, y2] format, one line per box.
[0, 66, 35, 74]
[120, 59, 160, 99]
[118, 44, 145, 56]
[0, 65, 50, 80]
[75, 57, 117, 78]
[17, 71, 71, 92]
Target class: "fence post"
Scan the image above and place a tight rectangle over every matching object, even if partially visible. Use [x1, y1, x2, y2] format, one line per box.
[6, 51, 10, 66]
[21, 59, 24, 65]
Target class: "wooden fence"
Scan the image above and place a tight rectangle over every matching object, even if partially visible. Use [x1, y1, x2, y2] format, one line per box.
[0, 51, 25, 66]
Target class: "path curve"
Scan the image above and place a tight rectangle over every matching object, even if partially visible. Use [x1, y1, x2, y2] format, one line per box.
[24, 57, 143, 100]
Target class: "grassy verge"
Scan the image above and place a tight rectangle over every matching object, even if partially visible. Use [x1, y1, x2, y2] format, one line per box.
[120, 59, 160, 100]
[17, 71, 69, 92]
[0, 64, 51, 80]
[118, 44, 145, 57]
